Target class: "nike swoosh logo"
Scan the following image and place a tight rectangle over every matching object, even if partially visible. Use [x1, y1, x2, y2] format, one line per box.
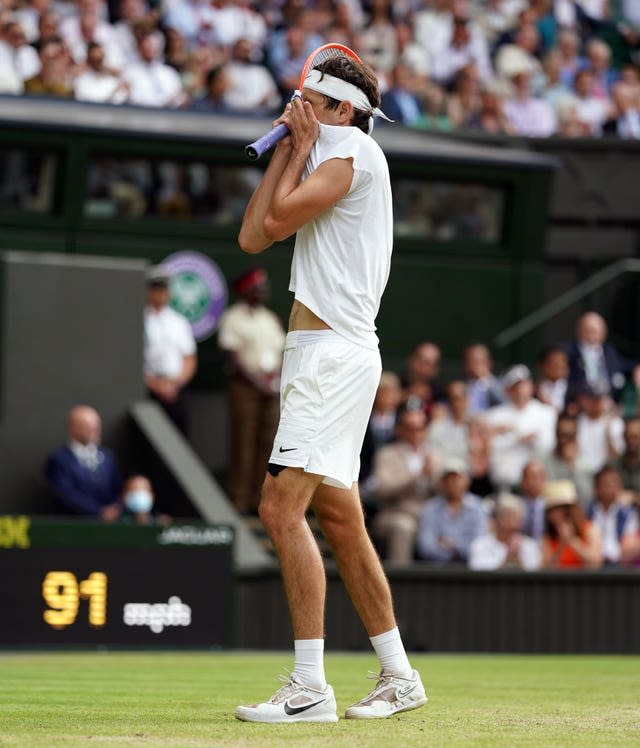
[284, 698, 325, 715]
[398, 684, 417, 699]
[279, 447, 297, 453]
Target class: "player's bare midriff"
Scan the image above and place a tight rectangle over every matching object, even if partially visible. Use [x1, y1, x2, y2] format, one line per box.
[288, 300, 331, 331]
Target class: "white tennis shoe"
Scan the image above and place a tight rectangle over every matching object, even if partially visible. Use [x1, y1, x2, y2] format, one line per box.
[235, 673, 338, 723]
[345, 669, 428, 719]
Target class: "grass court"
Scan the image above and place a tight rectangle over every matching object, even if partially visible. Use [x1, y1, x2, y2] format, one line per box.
[1, 652, 639, 747]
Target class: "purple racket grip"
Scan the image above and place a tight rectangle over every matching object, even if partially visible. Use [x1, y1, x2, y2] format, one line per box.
[245, 123, 290, 161]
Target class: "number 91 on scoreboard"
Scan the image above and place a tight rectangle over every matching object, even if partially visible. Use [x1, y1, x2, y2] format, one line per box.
[0, 518, 234, 647]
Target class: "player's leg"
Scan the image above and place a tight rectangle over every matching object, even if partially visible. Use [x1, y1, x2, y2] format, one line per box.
[235, 466, 338, 724]
[313, 481, 428, 719]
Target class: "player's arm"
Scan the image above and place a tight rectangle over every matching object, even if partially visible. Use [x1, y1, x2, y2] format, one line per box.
[263, 98, 353, 241]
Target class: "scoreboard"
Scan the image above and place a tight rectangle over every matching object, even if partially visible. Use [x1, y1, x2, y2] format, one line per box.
[0, 516, 234, 647]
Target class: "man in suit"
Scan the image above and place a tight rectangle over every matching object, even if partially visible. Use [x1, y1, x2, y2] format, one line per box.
[45, 405, 122, 519]
[566, 311, 640, 404]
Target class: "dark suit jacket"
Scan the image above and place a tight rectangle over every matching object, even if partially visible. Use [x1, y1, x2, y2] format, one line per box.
[565, 340, 635, 403]
[380, 88, 423, 126]
[45, 446, 122, 516]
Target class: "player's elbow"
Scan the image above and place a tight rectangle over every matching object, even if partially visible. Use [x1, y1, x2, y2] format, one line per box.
[238, 227, 268, 254]
[263, 213, 291, 243]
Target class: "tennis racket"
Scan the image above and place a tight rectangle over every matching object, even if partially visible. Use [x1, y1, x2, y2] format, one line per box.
[244, 43, 362, 161]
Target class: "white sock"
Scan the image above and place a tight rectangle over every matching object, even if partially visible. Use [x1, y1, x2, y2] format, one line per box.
[370, 627, 413, 678]
[293, 639, 326, 691]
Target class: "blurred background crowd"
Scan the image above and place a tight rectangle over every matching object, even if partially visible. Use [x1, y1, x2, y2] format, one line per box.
[0, 0, 640, 138]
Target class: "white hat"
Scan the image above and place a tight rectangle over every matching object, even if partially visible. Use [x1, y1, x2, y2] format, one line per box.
[502, 364, 531, 390]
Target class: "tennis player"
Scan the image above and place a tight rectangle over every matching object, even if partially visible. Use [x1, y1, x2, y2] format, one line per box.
[235, 56, 427, 723]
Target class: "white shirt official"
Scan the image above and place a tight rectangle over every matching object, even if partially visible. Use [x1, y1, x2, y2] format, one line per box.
[144, 305, 196, 380]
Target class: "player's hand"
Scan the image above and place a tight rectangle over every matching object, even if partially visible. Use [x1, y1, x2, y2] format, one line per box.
[287, 97, 320, 156]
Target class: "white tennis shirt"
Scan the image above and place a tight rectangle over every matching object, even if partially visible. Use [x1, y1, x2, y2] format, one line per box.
[290, 123, 393, 350]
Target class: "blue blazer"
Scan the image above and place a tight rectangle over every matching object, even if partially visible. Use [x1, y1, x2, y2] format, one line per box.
[45, 446, 123, 516]
[566, 341, 635, 403]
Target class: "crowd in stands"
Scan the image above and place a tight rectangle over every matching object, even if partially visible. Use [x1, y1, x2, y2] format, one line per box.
[360, 310, 640, 568]
[0, 0, 640, 138]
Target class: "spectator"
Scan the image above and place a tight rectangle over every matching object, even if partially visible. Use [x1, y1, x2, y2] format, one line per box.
[468, 83, 515, 134]
[555, 95, 591, 136]
[24, 37, 73, 97]
[566, 311, 640, 403]
[123, 28, 184, 106]
[585, 38, 618, 99]
[416, 456, 488, 564]
[163, 0, 218, 49]
[503, 69, 557, 136]
[571, 68, 610, 135]
[217, 267, 285, 515]
[586, 465, 638, 565]
[463, 342, 504, 414]
[380, 62, 425, 126]
[541, 479, 603, 569]
[413, 0, 452, 55]
[120, 474, 170, 525]
[60, 0, 125, 72]
[371, 408, 436, 564]
[114, 0, 162, 64]
[360, 370, 403, 489]
[495, 23, 542, 81]
[429, 2, 493, 86]
[610, 416, 640, 497]
[557, 28, 584, 87]
[15, 0, 52, 43]
[0, 20, 40, 92]
[74, 41, 129, 102]
[535, 345, 569, 412]
[275, 24, 311, 99]
[603, 81, 640, 137]
[428, 380, 470, 463]
[446, 63, 482, 129]
[224, 37, 280, 114]
[519, 459, 547, 542]
[163, 26, 189, 72]
[37, 11, 62, 47]
[143, 265, 197, 435]
[483, 364, 557, 489]
[469, 493, 542, 570]
[536, 48, 572, 107]
[541, 412, 595, 505]
[188, 64, 231, 112]
[45, 405, 122, 519]
[358, 0, 397, 76]
[576, 385, 624, 472]
[467, 415, 496, 497]
[402, 341, 443, 416]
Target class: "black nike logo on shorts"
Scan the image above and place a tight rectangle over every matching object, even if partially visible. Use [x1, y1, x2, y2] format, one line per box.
[279, 446, 297, 453]
[283, 698, 325, 715]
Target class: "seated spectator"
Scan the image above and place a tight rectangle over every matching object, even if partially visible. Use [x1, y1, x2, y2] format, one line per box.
[0, 20, 41, 93]
[467, 83, 515, 134]
[224, 37, 281, 114]
[483, 364, 557, 489]
[541, 479, 603, 569]
[114, 0, 163, 65]
[163, 0, 218, 50]
[555, 95, 592, 137]
[402, 341, 443, 417]
[15, 0, 52, 43]
[74, 41, 129, 103]
[37, 11, 61, 48]
[163, 26, 189, 72]
[428, 380, 470, 463]
[180, 45, 216, 100]
[446, 63, 482, 129]
[610, 416, 640, 497]
[60, 0, 124, 72]
[275, 25, 311, 100]
[45, 405, 122, 519]
[541, 412, 595, 505]
[429, 2, 493, 87]
[358, 0, 397, 77]
[586, 465, 638, 565]
[463, 342, 504, 414]
[469, 493, 542, 570]
[557, 28, 584, 87]
[371, 407, 436, 564]
[519, 459, 547, 542]
[535, 49, 572, 107]
[585, 38, 618, 99]
[416, 456, 488, 564]
[24, 37, 73, 97]
[571, 68, 610, 135]
[535, 345, 569, 412]
[503, 69, 557, 136]
[188, 64, 231, 113]
[120, 474, 170, 525]
[467, 416, 496, 497]
[566, 311, 640, 404]
[360, 370, 403, 489]
[603, 81, 640, 138]
[495, 23, 542, 81]
[413, 0, 452, 55]
[123, 28, 184, 107]
[576, 385, 624, 472]
[381, 62, 425, 127]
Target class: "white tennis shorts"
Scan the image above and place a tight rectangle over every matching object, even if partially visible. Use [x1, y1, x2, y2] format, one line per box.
[269, 329, 382, 489]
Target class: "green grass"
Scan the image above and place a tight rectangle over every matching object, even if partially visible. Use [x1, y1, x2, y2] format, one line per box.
[1, 652, 639, 747]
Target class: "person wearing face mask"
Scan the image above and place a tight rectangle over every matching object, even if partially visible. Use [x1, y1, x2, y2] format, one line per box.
[120, 474, 170, 525]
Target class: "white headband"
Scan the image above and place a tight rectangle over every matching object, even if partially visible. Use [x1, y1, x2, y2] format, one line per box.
[301, 69, 393, 133]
